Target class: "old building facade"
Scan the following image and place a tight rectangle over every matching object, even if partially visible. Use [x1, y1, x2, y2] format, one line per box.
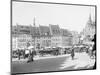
[12, 24, 73, 50]
[39, 25, 51, 48]
[49, 24, 61, 47]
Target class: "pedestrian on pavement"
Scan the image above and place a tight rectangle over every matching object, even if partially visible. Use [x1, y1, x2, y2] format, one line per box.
[71, 47, 75, 60]
[27, 48, 35, 63]
[86, 46, 89, 53]
[18, 49, 21, 60]
[31, 49, 35, 62]
[89, 45, 93, 58]
[23, 50, 25, 59]
[27, 50, 32, 63]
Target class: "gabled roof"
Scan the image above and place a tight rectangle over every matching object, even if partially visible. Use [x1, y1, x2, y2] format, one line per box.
[39, 25, 51, 36]
[16, 25, 31, 34]
[17, 25, 31, 30]
[49, 24, 61, 36]
[60, 29, 72, 36]
[12, 25, 40, 36]
[30, 27, 40, 37]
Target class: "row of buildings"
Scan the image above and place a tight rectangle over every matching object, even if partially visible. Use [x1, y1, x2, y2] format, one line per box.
[12, 24, 79, 50]
[12, 14, 96, 51]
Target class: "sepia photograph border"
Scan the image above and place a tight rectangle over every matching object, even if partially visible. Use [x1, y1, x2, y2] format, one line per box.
[11, 0, 97, 74]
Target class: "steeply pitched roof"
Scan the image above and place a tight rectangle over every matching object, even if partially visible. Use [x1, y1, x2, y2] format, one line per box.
[16, 25, 31, 34]
[30, 27, 40, 37]
[60, 29, 72, 36]
[12, 25, 40, 36]
[39, 25, 51, 36]
[49, 24, 61, 36]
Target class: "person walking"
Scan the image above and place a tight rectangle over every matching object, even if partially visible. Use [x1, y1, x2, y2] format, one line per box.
[31, 49, 36, 62]
[27, 50, 32, 63]
[27, 48, 36, 63]
[23, 50, 25, 59]
[18, 49, 21, 60]
[71, 47, 75, 60]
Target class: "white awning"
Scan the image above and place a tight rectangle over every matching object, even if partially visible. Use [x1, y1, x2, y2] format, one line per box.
[28, 46, 34, 50]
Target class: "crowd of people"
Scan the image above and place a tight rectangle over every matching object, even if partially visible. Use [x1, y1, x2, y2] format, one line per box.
[12, 34, 96, 63]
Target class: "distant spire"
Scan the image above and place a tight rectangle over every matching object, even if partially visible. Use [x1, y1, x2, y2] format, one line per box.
[16, 23, 18, 26]
[33, 17, 36, 27]
[89, 13, 92, 22]
[87, 13, 92, 26]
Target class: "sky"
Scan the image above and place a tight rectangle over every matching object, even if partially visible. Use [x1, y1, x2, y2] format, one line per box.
[12, 1, 95, 33]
